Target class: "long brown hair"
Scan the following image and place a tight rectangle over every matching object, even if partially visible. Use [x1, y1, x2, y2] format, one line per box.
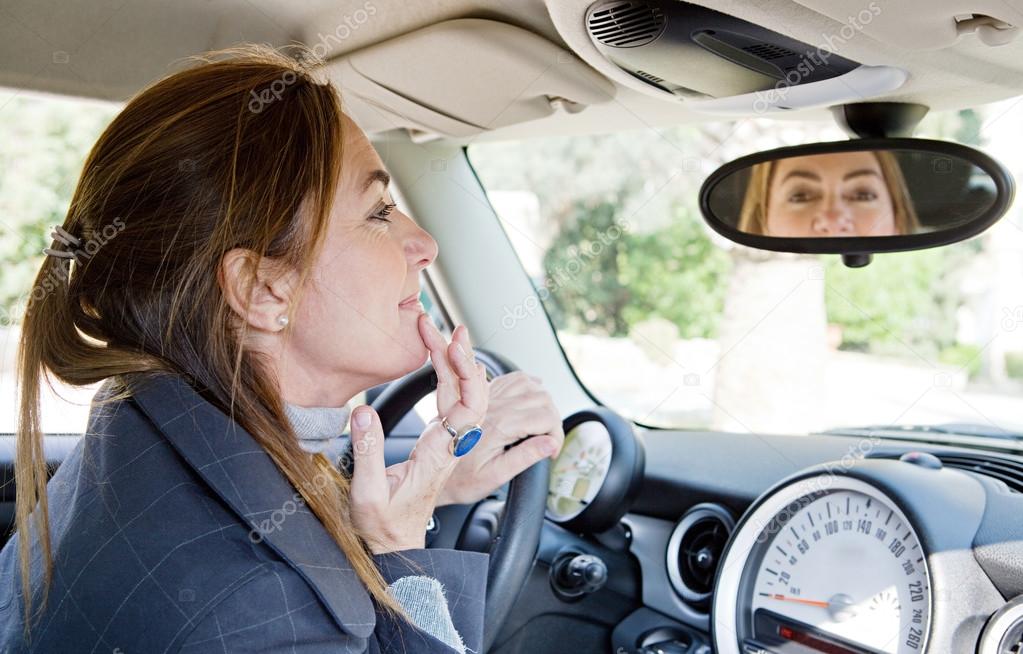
[738, 151, 920, 235]
[15, 45, 407, 631]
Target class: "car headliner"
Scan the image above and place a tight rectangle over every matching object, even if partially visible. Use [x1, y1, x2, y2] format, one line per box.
[2, 0, 1023, 141]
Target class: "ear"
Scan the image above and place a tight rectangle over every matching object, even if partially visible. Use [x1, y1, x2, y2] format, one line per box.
[219, 248, 298, 332]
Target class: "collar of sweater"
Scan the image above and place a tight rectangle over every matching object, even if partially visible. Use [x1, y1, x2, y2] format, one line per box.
[283, 401, 351, 459]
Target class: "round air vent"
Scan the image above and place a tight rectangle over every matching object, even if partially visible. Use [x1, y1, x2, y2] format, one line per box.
[979, 594, 1023, 654]
[666, 503, 735, 608]
[586, 1, 666, 49]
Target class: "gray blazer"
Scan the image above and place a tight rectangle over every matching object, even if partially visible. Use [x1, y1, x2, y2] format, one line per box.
[0, 372, 488, 653]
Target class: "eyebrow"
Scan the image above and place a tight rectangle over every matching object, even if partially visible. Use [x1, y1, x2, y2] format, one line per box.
[841, 168, 881, 181]
[779, 168, 881, 183]
[361, 169, 391, 193]
[780, 170, 820, 183]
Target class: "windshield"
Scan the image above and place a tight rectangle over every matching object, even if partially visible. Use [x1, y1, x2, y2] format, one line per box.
[467, 101, 1023, 436]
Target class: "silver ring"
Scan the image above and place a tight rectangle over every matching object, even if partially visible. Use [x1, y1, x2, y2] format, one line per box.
[440, 416, 483, 457]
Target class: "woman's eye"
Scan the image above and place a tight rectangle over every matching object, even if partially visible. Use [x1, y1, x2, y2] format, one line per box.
[786, 189, 819, 203]
[846, 189, 878, 202]
[369, 202, 397, 223]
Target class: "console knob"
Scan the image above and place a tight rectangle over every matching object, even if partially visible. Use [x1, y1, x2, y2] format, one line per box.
[551, 552, 608, 600]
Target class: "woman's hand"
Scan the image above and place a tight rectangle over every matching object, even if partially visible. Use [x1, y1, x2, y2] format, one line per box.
[436, 371, 564, 506]
[348, 313, 488, 554]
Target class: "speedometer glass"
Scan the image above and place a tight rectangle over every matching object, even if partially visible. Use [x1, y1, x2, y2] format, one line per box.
[546, 420, 612, 521]
[715, 477, 931, 654]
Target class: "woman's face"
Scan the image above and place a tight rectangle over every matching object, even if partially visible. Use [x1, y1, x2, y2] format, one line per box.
[764, 152, 897, 237]
[281, 115, 438, 400]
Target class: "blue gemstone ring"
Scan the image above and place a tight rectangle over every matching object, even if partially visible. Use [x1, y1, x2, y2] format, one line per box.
[441, 417, 483, 457]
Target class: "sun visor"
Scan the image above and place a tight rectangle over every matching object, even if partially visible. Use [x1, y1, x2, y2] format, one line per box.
[324, 18, 615, 140]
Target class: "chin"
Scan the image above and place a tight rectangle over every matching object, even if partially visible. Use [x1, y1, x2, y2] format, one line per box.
[385, 339, 430, 379]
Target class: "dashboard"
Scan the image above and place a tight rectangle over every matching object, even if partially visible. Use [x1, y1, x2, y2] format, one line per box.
[528, 411, 1023, 654]
[11, 409, 1023, 654]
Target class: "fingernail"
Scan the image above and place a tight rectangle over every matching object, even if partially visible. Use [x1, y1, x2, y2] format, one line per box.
[353, 408, 371, 430]
[542, 440, 558, 457]
[454, 342, 467, 358]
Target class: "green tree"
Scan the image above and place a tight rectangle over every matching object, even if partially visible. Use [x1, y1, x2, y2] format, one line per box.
[619, 207, 731, 338]
[0, 94, 118, 322]
[542, 196, 631, 335]
[824, 245, 972, 358]
[541, 195, 731, 339]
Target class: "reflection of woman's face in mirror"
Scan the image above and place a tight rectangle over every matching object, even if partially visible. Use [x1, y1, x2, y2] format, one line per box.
[768, 152, 895, 236]
[737, 151, 920, 237]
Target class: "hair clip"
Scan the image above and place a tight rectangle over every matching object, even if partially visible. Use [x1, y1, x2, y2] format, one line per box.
[42, 225, 81, 259]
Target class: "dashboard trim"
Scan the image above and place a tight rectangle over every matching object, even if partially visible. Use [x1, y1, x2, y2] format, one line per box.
[621, 513, 711, 632]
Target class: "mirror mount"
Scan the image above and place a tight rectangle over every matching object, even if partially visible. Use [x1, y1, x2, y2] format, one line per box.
[834, 103, 930, 267]
[841, 253, 873, 268]
[831, 102, 930, 139]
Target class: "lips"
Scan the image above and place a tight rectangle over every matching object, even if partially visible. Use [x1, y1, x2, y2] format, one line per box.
[398, 290, 422, 308]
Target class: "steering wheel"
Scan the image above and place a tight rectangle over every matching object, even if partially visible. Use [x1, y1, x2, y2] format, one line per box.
[364, 348, 549, 652]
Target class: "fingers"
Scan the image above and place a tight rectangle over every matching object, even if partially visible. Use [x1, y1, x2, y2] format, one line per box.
[418, 313, 458, 410]
[492, 435, 561, 482]
[447, 334, 487, 421]
[349, 406, 387, 502]
[489, 371, 544, 399]
[488, 406, 561, 443]
[409, 419, 460, 478]
[419, 316, 488, 425]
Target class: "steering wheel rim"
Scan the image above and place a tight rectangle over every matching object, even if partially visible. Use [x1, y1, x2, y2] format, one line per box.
[365, 348, 549, 652]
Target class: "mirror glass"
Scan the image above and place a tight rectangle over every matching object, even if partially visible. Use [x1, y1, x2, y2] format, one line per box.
[704, 148, 1000, 238]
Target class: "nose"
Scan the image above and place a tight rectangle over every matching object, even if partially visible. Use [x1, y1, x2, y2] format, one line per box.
[402, 211, 438, 270]
[811, 199, 854, 235]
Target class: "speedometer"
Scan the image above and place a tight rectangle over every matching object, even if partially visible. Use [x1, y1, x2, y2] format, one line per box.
[715, 476, 931, 654]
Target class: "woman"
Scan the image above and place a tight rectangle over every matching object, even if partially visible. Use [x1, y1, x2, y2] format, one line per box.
[0, 46, 563, 652]
[737, 150, 920, 237]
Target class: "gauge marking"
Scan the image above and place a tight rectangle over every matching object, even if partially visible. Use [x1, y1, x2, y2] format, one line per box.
[745, 488, 930, 654]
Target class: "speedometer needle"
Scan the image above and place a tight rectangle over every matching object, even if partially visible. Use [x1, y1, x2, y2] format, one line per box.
[766, 594, 831, 608]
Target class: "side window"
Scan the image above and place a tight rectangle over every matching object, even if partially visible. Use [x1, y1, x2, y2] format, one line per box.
[0, 90, 120, 434]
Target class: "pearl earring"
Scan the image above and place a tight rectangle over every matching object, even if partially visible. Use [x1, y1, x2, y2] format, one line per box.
[276, 315, 289, 328]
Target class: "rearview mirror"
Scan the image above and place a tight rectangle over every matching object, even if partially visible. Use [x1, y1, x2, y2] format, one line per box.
[698, 138, 1014, 266]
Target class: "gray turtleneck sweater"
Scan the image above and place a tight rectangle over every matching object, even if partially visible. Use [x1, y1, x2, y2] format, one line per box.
[284, 402, 467, 653]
